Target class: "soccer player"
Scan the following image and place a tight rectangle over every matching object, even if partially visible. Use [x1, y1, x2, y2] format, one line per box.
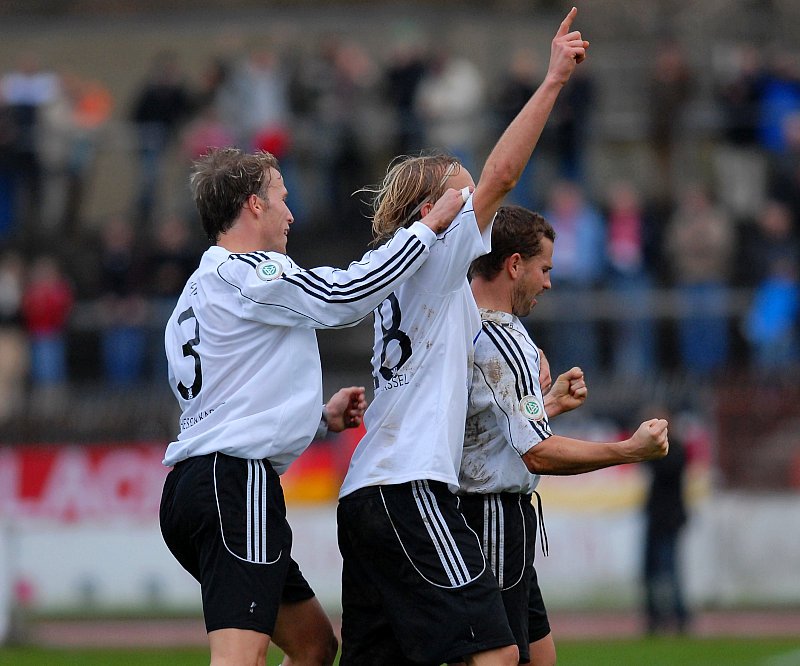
[337, 8, 589, 665]
[159, 147, 466, 666]
[459, 204, 670, 666]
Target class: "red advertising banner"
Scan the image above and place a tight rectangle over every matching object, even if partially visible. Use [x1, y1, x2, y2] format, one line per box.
[0, 429, 364, 522]
[0, 443, 168, 522]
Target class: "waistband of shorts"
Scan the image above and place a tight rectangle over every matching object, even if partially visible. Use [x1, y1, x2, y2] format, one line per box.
[458, 491, 533, 504]
[173, 451, 276, 470]
[340, 479, 450, 501]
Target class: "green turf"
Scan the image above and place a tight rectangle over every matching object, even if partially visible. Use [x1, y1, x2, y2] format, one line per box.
[557, 638, 800, 665]
[2, 638, 800, 665]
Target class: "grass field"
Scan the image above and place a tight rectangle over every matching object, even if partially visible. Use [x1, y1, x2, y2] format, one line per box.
[2, 638, 800, 665]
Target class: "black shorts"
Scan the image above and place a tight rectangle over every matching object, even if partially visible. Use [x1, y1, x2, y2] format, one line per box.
[337, 480, 514, 665]
[159, 452, 314, 635]
[459, 493, 551, 662]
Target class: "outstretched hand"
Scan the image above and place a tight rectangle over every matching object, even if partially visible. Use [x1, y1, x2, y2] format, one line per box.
[324, 386, 367, 432]
[547, 6, 590, 86]
[629, 418, 670, 461]
[422, 187, 473, 235]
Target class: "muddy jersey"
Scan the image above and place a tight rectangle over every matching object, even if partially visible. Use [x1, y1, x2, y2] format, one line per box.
[340, 194, 492, 496]
[459, 309, 552, 495]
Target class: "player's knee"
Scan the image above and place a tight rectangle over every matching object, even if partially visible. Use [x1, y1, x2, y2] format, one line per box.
[320, 631, 338, 666]
[500, 644, 520, 666]
[468, 643, 519, 666]
[285, 629, 337, 666]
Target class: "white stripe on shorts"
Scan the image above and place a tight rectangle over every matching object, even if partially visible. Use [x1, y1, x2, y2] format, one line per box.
[412, 480, 470, 586]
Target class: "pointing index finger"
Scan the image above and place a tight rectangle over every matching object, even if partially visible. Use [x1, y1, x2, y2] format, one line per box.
[557, 6, 578, 37]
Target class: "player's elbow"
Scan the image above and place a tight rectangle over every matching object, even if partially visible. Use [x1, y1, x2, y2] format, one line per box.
[522, 450, 549, 475]
[484, 160, 519, 195]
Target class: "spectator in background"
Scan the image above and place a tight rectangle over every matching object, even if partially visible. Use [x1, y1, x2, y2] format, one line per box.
[770, 111, 800, 221]
[604, 180, 657, 377]
[0, 250, 28, 421]
[665, 184, 735, 374]
[322, 40, 382, 238]
[39, 69, 113, 238]
[179, 106, 237, 219]
[757, 50, 800, 156]
[548, 60, 594, 183]
[641, 403, 690, 636]
[742, 200, 800, 371]
[717, 43, 763, 148]
[220, 45, 290, 152]
[649, 41, 693, 202]
[0, 102, 16, 241]
[494, 47, 540, 210]
[0, 53, 60, 246]
[21, 254, 73, 386]
[130, 50, 194, 225]
[541, 179, 606, 375]
[288, 37, 380, 237]
[146, 213, 200, 379]
[382, 25, 428, 155]
[98, 216, 149, 385]
[713, 43, 768, 221]
[414, 48, 486, 175]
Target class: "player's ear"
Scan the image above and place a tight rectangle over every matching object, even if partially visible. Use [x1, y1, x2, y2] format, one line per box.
[419, 201, 434, 218]
[505, 253, 522, 278]
[245, 193, 264, 214]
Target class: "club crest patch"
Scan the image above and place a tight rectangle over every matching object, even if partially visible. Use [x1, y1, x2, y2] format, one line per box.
[255, 259, 283, 281]
[519, 395, 544, 421]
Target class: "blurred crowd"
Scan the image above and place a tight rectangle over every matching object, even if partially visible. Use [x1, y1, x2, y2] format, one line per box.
[0, 31, 799, 418]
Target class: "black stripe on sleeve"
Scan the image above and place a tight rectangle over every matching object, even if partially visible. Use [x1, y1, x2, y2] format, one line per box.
[281, 238, 425, 304]
[285, 234, 422, 296]
[481, 322, 551, 442]
[481, 323, 531, 401]
[231, 253, 259, 268]
[492, 324, 537, 399]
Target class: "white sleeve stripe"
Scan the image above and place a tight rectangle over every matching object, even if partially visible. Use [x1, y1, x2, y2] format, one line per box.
[285, 235, 423, 295]
[412, 480, 472, 586]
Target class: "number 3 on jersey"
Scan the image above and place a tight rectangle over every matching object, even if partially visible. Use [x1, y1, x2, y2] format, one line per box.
[177, 306, 203, 400]
[376, 293, 412, 383]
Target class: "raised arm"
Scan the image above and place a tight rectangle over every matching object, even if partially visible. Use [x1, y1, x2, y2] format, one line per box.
[472, 6, 589, 231]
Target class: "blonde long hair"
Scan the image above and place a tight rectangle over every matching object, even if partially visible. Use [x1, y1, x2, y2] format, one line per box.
[363, 153, 461, 244]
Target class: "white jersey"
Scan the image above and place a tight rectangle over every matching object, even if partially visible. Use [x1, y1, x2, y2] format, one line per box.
[459, 309, 552, 495]
[340, 195, 492, 496]
[163, 222, 436, 472]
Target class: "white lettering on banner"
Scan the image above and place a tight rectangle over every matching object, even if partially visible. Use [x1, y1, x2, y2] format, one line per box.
[0, 444, 167, 522]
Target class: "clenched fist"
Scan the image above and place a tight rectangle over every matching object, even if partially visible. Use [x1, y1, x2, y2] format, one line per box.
[628, 418, 669, 461]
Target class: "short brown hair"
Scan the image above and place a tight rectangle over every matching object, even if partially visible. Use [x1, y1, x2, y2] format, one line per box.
[190, 148, 280, 243]
[469, 205, 555, 280]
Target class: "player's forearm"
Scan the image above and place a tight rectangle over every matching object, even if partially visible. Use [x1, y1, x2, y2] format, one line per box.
[475, 78, 564, 226]
[522, 434, 634, 475]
